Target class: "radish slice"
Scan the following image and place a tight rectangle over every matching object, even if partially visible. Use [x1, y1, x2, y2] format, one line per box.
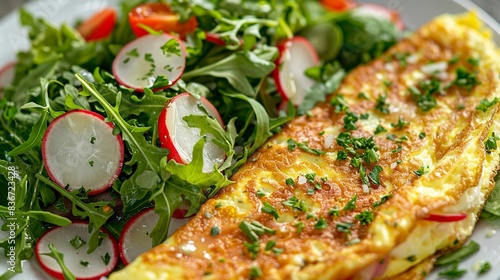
[356, 254, 389, 279]
[42, 110, 124, 195]
[272, 36, 320, 106]
[0, 62, 15, 95]
[35, 221, 118, 280]
[353, 3, 405, 31]
[372, 255, 389, 279]
[112, 33, 187, 92]
[119, 208, 190, 265]
[422, 212, 467, 222]
[158, 93, 226, 173]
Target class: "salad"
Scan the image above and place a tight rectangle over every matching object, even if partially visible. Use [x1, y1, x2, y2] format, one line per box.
[0, 0, 496, 279]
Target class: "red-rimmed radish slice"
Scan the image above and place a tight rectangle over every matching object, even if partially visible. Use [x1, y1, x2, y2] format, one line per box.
[112, 33, 186, 92]
[353, 3, 404, 31]
[0, 62, 16, 95]
[372, 255, 389, 278]
[77, 8, 117, 41]
[42, 110, 124, 195]
[422, 212, 467, 222]
[119, 208, 190, 265]
[35, 221, 118, 280]
[272, 36, 320, 106]
[356, 254, 389, 279]
[158, 93, 226, 173]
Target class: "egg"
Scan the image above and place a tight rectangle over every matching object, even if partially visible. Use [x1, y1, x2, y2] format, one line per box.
[110, 13, 500, 280]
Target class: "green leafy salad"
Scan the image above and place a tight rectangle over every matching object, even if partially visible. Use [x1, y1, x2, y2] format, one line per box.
[6, 0, 496, 279]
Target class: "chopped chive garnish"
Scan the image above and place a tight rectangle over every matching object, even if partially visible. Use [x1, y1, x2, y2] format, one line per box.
[261, 202, 279, 219]
[69, 236, 86, 249]
[101, 252, 111, 265]
[373, 194, 392, 207]
[329, 206, 340, 217]
[414, 165, 429, 177]
[374, 125, 387, 134]
[211, 226, 221, 236]
[355, 210, 374, 225]
[265, 240, 276, 251]
[244, 241, 259, 259]
[336, 222, 353, 234]
[343, 195, 357, 211]
[294, 222, 305, 233]
[314, 217, 328, 229]
[256, 189, 266, 197]
[250, 266, 262, 278]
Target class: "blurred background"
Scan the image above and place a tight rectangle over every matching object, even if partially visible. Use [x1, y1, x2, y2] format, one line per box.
[0, 0, 499, 22]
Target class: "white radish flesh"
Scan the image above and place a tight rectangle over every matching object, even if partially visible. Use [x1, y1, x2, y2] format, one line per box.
[273, 36, 320, 106]
[119, 208, 190, 265]
[158, 93, 226, 173]
[42, 110, 124, 195]
[113, 33, 186, 92]
[35, 222, 118, 280]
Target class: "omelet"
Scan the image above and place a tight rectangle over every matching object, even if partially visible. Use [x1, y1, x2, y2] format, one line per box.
[110, 13, 500, 280]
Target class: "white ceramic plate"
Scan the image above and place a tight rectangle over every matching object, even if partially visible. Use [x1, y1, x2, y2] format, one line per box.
[0, 0, 499, 279]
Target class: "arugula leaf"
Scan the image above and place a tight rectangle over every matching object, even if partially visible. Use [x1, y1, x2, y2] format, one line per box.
[336, 11, 399, 70]
[150, 138, 233, 245]
[435, 241, 480, 266]
[183, 114, 237, 171]
[7, 111, 47, 157]
[76, 74, 169, 209]
[222, 93, 272, 155]
[0, 221, 37, 279]
[41, 244, 76, 280]
[298, 69, 345, 114]
[0, 162, 57, 279]
[164, 137, 233, 199]
[8, 79, 64, 157]
[203, 10, 277, 50]
[36, 175, 113, 254]
[438, 263, 466, 279]
[183, 48, 278, 97]
[482, 171, 500, 219]
[23, 211, 71, 226]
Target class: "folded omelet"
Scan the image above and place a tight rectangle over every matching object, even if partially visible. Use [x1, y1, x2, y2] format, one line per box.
[110, 13, 500, 280]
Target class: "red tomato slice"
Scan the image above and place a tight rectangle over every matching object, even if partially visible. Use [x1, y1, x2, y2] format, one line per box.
[321, 0, 358, 12]
[128, 3, 198, 38]
[77, 8, 117, 41]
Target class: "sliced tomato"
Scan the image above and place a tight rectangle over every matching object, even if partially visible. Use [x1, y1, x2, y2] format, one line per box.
[77, 8, 117, 41]
[422, 213, 467, 222]
[321, 0, 358, 12]
[128, 3, 198, 38]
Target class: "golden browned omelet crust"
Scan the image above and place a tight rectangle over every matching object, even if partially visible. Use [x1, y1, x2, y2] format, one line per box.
[110, 13, 500, 280]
